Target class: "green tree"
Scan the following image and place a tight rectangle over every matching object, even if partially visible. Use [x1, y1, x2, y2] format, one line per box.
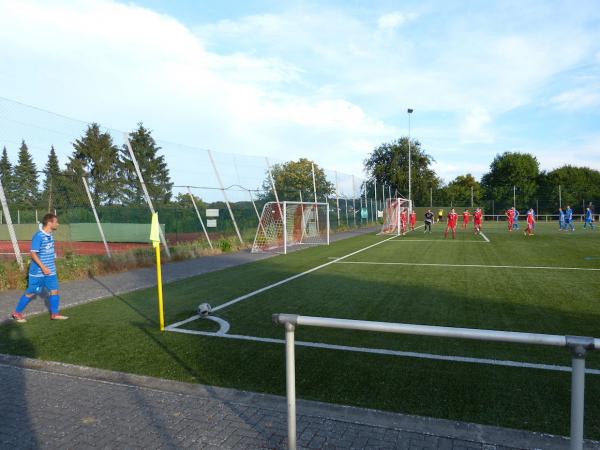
[539, 165, 600, 212]
[364, 137, 442, 206]
[42, 146, 65, 211]
[261, 158, 334, 201]
[174, 192, 206, 208]
[13, 140, 39, 206]
[67, 123, 122, 205]
[444, 174, 482, 207]
[121, 123, 173, 205]
[0, 146, 14, 201]
[481, 152, 539, 209]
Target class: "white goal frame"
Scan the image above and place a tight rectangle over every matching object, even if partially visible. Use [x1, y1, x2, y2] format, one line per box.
[252, 201, 330, 254]
[381, 197, 412, 236]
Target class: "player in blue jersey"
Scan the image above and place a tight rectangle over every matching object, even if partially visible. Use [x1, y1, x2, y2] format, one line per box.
[584, 207, 595, 230]
[558, 208, 566, 231]
[512, 208, 520, 230]
[565, 205, 575, 231]
[10, 213, 68, 322]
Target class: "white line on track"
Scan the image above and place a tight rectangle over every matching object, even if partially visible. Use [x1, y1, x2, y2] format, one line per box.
[385, 239, 487, 243]
[334, 261, 600, 271]
[165, 326, 600, 376]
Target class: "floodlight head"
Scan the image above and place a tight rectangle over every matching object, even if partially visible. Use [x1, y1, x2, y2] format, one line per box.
[407, 108, 414, 114]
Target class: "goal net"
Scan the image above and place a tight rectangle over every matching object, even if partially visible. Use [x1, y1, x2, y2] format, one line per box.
[251, 201, 330, 254]
[381, 197, 412, 235]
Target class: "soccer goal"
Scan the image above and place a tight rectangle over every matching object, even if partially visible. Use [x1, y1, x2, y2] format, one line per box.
[251, 201, 330, 254]
[381, 197, 412, 235]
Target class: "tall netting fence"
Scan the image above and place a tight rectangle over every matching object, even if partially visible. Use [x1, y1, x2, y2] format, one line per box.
[0, 97, 373, 269]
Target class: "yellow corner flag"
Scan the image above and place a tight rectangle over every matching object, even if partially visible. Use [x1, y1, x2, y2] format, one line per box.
[150, 213, 165, 331]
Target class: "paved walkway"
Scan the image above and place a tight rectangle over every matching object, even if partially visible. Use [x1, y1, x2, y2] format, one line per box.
[2, 354, 596, 450]
[0, 227, 376, 322]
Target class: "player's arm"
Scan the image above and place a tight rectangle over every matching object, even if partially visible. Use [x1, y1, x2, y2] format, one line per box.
[30, 251, 51, 275]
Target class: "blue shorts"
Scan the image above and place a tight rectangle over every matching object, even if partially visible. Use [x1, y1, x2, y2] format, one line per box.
[26, 274, 59, 295]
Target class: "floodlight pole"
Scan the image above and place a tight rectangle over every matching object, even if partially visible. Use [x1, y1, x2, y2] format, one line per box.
[559, 185, 562, 209]
[407, 108, 413, 209]
[513, 186, 516, 209]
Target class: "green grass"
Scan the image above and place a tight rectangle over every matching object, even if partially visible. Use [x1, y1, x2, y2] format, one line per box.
[1, 221, 600, 438]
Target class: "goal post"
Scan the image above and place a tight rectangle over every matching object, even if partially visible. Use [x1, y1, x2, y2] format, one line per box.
[381, 197, 412, 235]
[252, 201, 330, 254]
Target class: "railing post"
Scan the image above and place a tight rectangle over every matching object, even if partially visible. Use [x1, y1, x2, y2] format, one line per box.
[285, 321, 297, 450]
[569, 344, 587, 450]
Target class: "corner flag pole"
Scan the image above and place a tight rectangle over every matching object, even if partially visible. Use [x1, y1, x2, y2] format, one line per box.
[150, 212, 164, 331]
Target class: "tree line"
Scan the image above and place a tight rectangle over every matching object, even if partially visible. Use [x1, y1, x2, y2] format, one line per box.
[0, 123, 173, 211]
[364, 138, 600, 212]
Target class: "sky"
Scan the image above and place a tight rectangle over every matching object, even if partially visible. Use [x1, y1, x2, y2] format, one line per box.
[0, 0, 599, 187]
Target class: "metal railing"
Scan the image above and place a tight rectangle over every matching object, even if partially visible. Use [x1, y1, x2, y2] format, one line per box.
[272, 314, 599, 450]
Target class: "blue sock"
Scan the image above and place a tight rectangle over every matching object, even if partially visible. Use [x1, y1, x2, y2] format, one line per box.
[49, 295, 60, 315]
[15, 295, 33, 313]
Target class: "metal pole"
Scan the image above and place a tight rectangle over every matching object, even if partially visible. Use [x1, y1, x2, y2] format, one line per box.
[0, 178, 24, 270]
[471, 186, 474, 208]
[430, 187, 433, 208]
[374, 177, 377, 221]
[299, 190, 303, 202]
[82, 177, 111, 257]
[311, 163, 319, 232]
[326, 202, 330, 245]
[344, 196, 348, 226]
[388, 185, 391, 201]
[125, 134, 171, 257]
[570, 346, 586, 450]
[352, 175, 357, 227]
[283, 201, 287, 254]
[559, 185, 562, 209]
[187, 187, 213, 249]
[334, 171, 340, 226]
[266, 157, 283, 219]
[285, 322, 297, 450]
[208, 149, 244, 244]
[513, 186, 516, 209]
[407, 110, 412, 205]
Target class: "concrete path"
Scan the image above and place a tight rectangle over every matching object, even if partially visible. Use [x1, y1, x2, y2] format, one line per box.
[0, 227, 376, 322]
[2, 354, 596, 450]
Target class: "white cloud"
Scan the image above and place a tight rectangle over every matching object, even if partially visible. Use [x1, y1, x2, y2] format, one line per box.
[550, 87, 600, 110]
[377, 12, 417, 30]
[460, 108, 494, 144]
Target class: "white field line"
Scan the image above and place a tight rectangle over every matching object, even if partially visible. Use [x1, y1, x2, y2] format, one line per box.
[334, 261, 600, 271]
[165, 326, 600, 376]
[385, 240, 487, 243]
[479, 231, 490, 242]
[206, 233, 401, 314]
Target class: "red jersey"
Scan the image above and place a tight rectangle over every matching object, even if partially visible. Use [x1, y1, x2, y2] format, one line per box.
[462, 212, 470, 222]
[409, 212, 417, 225]
[527, 211, 535, 224]
[447, 212, 458, 227]
[506, 209, 514, 220]
[474, 211, 482, 223]
[400, 211, 407, 224]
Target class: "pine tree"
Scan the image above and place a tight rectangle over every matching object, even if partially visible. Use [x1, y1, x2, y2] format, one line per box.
[0, 146, 14, 201]
[67, 123, 122, 205]
[13, 140, 39, 206]
[121, 123, 173, 205]
[43, 146, 62, 211]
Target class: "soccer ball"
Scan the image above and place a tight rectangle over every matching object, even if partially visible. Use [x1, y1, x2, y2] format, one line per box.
[197, 303, 212, 317]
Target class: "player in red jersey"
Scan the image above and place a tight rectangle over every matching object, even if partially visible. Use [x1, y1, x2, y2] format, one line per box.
[400, 208, 407, 235]
[409, 210, 417, 231]
[462, 209, 470, 229]
[473, 207, 483, 234]
[505, 207, 515, 231]
[445, 208, 458, 239]
[524, 208, 536, 236]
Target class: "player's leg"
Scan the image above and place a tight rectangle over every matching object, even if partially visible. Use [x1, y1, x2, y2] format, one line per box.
[47, 276, 68, 320]
[444, 225, 449, 238]
[11, 276, 42, 322]
[452, 225, 456, 239]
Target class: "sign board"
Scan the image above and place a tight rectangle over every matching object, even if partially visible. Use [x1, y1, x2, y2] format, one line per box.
[377, 210, 383, 218]
[207, 219, 217, 228]
[206, 209, 219, 217]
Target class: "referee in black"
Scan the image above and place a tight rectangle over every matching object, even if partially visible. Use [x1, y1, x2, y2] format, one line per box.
[424, 209, 434, 233]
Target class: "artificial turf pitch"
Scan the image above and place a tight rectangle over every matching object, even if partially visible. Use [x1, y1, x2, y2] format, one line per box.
[1, 221, 600, 438]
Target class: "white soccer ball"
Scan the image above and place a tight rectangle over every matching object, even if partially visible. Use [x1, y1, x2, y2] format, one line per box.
[197, 303, 212, 317]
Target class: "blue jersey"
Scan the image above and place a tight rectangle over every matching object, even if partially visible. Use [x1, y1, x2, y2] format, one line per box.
[514, 210, 519, 221]
[586, 210, 593, 221]
[566, 208, 573, 220]
[29, 230, 56, 277]
[559, 210, 565, 220]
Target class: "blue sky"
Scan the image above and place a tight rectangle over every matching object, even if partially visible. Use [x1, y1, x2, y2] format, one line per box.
[0, 0, 599, 186]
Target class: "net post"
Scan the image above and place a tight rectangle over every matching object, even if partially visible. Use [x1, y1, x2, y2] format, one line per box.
[0, 177, 24, 271]
[248, 189, 267, 246]
[311, 163, 319, 232]
[207, 149, 244, 244]
[187, 186, 213, 249]
[81, 176, 111, 258]
[283, 201, 287, 254]
[124, 134, 171, 258]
